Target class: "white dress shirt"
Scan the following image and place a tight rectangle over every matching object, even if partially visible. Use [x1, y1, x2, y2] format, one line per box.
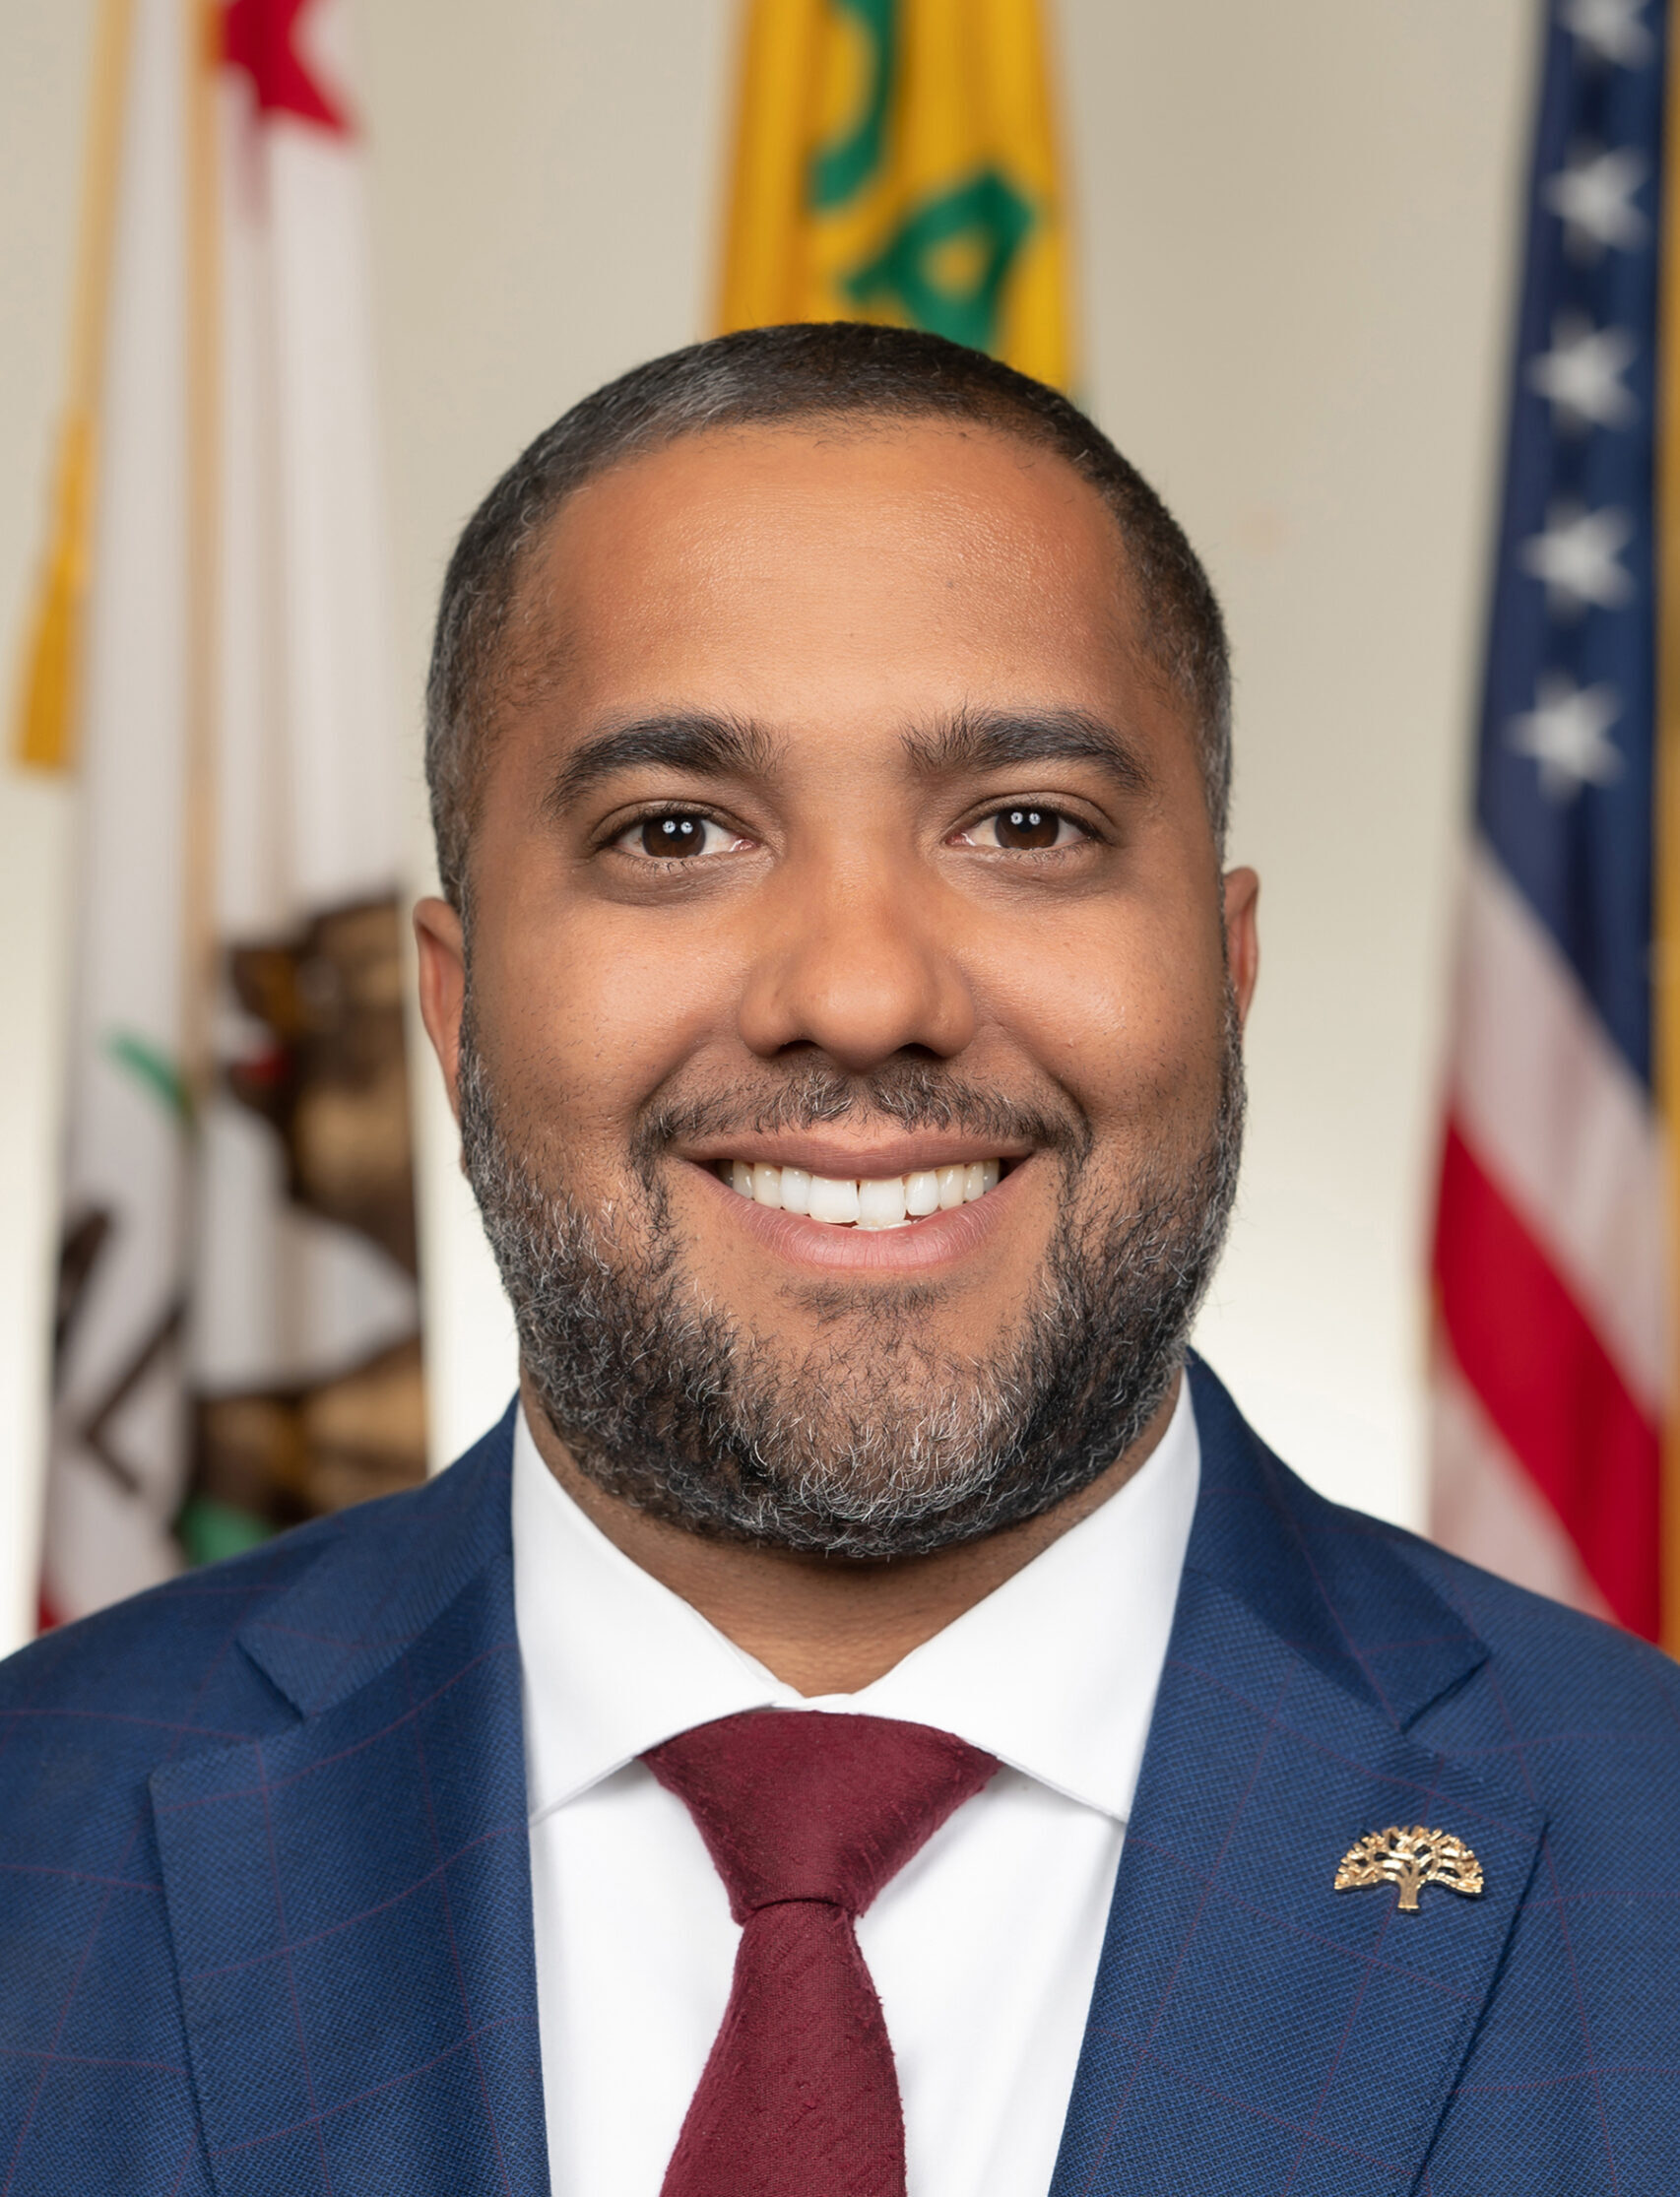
[512, 1378, 1199, 2197]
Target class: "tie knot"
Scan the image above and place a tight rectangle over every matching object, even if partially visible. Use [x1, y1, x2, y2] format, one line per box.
[644, 1710, 997, 1921]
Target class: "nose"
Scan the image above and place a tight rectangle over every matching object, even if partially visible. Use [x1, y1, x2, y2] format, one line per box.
[736, 852, 978, 1071]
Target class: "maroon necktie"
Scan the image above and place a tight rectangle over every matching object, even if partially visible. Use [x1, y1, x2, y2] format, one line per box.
[643, 1710, 999, 2197]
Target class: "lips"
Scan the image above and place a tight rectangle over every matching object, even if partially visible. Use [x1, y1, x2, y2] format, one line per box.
[720, 1158, 1004, 1229]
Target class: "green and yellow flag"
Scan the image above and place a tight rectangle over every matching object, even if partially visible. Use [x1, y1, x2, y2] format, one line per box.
[718, 0, 1074, 388]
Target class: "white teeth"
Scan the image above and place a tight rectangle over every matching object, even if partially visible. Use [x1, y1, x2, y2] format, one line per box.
[808, 1174, 862, 1224]
[906, 1169, 940, 1217]
[722, 1158, 1007, 1225]
[857, 1176, 908, 1229]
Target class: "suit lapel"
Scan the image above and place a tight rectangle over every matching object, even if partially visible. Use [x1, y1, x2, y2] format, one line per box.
[151, 1366, 1544, 2195]
[1053, 1365, 1547, 2197]
[152, 1408, 549, 2197]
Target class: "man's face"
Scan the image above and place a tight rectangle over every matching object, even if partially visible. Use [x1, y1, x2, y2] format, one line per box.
[418, 420, 1259, 1554]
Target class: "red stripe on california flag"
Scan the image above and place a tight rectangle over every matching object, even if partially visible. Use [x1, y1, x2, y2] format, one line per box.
[1434, 1119, 1660, 1638]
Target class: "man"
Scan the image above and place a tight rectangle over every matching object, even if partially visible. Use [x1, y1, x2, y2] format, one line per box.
[2, 324, 1677, 2197]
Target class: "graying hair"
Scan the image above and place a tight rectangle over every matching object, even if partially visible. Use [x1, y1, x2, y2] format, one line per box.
[424, 321, 1232, 910]
[455, 990, 1245, 1560]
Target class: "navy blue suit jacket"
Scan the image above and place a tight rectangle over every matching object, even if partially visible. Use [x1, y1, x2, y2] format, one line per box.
[4, 1359, 1679, 2193]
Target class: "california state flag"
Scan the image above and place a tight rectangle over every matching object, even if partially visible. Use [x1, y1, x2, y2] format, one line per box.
[17, 0, 425, 1625]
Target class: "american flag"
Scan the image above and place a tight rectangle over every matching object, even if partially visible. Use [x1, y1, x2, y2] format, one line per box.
[1431, 0, 1678, 1641]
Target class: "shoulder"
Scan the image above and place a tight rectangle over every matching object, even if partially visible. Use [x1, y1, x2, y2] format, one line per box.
[1410, 1513, 1680, 1731]
[1190, 1356, 1680, 1755]
[1189, 1357, 1680, 1821]
[1187, 1361, 1678, 1762]
[1305, 1489, 1680, 1843]
[1351, 1498, 1678, 1733]
[0, 1416, 517, 2168]
[0, 1434, 503, 1812]
[0, 1509, 349, 2057]
[1, 1500, 356, 1783]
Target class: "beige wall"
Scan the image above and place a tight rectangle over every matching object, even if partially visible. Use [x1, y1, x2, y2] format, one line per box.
[0, 0, 1536, 1653]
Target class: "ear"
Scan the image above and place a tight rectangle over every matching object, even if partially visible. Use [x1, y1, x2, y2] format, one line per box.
[414, 896, 467, 1123]
[1222, 866, 1260, 1029]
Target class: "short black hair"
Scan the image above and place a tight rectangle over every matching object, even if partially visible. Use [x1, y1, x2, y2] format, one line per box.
[425, 321, 1230, 909]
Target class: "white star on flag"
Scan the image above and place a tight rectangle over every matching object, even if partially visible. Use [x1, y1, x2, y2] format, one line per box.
[1527, 314, 1638, 429]
[1542, 144, 1648, 258]
[1508, 673, 1624, 800]
[1560, 0, 1654, 67]
[1518, 502, 1636, 614]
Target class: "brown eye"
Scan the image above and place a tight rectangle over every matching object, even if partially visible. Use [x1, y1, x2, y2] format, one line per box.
[993, 806, 1062, 850]
[955, 806, 1088, 853]
[637, 812, 712, 858]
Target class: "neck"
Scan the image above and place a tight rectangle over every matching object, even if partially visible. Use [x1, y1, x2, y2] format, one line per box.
[520, 1370, 1182, 1696]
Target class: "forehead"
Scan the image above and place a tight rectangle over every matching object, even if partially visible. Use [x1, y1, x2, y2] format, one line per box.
[508, 420, 1155, 736]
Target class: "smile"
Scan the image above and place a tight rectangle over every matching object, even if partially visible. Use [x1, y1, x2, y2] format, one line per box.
[717, 1158, 1004, 1229]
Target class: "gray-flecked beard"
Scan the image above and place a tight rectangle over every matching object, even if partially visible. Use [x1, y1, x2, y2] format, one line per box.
[458, 1004, 1244, 1560]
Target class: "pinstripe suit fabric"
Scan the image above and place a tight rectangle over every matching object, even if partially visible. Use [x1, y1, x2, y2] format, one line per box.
[2, 1362, 1677, 2194]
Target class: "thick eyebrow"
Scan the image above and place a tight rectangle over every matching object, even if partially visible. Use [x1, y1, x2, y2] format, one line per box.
[545, 713, 781, 815]
[900, 707, 1154, 800]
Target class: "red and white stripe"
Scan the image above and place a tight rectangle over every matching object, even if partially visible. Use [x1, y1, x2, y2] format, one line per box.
[1432, 842, 1668, 1636]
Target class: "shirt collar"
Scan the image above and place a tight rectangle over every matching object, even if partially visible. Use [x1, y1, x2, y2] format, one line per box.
[512, 1376, 1199, 1827]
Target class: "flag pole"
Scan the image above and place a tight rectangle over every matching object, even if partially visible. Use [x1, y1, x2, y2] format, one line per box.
[1656, 14, 1680, 1656]
[181, 0, 222, 1112]
[11, 0, 134, 772]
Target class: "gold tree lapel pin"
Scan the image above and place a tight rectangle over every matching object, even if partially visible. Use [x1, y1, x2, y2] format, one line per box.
[1334, 1826, 1485, 1914]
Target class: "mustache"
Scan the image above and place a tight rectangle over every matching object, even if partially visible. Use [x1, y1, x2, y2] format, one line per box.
[633, 1058, 1092, 1167]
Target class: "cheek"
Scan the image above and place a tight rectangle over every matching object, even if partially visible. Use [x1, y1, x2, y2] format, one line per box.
[473, 891, 742, 1160]
[468, 756, 754, 1177]
[982, 893, 1225, 1128]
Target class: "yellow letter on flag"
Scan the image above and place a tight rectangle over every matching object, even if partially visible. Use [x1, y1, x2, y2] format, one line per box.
[718, 0, 1074, 390]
